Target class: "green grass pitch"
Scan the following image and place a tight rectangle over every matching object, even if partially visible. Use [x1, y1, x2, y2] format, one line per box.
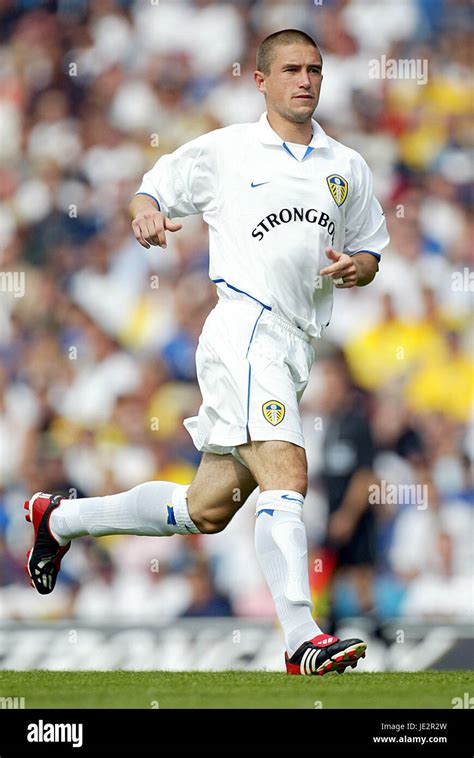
[1, 670, 472, 709]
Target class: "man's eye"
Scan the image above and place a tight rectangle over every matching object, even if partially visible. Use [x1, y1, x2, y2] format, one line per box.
[284, 68, 320, 73]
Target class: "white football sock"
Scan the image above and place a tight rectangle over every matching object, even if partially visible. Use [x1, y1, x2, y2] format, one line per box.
[49, 482, 200, 545]
[254, 490, 322, 657]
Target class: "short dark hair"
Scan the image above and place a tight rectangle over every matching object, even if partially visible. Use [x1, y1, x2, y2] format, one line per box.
[256, 29, 322, 75]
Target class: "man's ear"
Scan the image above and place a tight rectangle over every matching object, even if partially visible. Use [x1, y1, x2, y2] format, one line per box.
[254, 70, 266, 94]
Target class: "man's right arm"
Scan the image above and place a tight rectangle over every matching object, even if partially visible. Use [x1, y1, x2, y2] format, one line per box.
[130, 131, 215, 249]
[129, 193, 182, 250]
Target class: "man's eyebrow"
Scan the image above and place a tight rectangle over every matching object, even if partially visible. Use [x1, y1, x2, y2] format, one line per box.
[281, 62, 322, 68]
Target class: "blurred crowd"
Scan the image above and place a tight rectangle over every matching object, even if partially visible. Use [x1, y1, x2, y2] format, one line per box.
[0, 0, 472, 628]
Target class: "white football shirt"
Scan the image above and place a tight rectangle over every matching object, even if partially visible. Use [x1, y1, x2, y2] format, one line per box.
[135, 112, 389, 338]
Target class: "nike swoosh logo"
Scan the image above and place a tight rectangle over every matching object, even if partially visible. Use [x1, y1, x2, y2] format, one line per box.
[281, 494, 304, 504]
[251, 181, 270, 188]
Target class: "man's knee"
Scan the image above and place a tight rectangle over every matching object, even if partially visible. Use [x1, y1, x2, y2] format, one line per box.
[189, 510, 229, 535]
[186, 490, 233, 534]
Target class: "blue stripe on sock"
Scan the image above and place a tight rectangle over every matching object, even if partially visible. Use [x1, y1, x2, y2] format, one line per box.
[167, 505, 176, 525]
[256, 508, 275, 518]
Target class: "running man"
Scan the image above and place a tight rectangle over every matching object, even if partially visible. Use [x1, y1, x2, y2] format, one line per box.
[24, 29, 389, 676]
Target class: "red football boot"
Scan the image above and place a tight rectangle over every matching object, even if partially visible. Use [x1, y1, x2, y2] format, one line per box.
[285, 633, 367, 676]
[24, 492, 71, 595]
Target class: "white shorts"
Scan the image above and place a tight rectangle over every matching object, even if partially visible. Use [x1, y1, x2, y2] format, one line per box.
[183, 298, 315, 463]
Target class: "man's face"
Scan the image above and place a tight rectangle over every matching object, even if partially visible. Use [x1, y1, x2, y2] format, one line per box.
[255, 43, 323, 124]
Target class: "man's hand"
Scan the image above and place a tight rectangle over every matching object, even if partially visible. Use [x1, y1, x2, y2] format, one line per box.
[319, 247, 378, 287]
[130, 195, 182, 249]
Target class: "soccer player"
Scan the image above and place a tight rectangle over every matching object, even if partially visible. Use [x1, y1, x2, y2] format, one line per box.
[24, 29, 389, 676]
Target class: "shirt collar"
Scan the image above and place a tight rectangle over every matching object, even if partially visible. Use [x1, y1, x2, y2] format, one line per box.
[256, 111, 330, 151]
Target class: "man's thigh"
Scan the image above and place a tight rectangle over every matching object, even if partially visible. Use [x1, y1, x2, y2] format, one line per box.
[237, 440, 308, 496]
[187, 452, 258, 531]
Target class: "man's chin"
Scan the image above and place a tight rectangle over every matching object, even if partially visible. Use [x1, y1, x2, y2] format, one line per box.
[287, 106, 315, 124]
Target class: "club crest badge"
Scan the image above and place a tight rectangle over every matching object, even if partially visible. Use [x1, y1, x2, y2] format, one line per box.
[262, 400, 286, 426]
[326, 175, 348, 207]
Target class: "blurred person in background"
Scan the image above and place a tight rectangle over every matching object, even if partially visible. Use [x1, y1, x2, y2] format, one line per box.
[315, 352, 378, 631]
[181, 549, 233, 618]
[389, 474, 473, 619]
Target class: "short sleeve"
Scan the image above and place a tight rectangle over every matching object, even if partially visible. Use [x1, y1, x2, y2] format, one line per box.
[135, 132, 216, 218]
[343, 156, 389, 259]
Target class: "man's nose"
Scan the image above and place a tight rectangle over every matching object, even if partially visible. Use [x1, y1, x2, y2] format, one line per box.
[298, 72, 311, 88]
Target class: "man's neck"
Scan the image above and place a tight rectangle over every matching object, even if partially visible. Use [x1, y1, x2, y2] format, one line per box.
[266, 110, 313, 145]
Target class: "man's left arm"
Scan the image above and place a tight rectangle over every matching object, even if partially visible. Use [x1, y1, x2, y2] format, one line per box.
[351, 251, 379, 286]
[320, 156, 389, 288]
[320, 248, 379, 288]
